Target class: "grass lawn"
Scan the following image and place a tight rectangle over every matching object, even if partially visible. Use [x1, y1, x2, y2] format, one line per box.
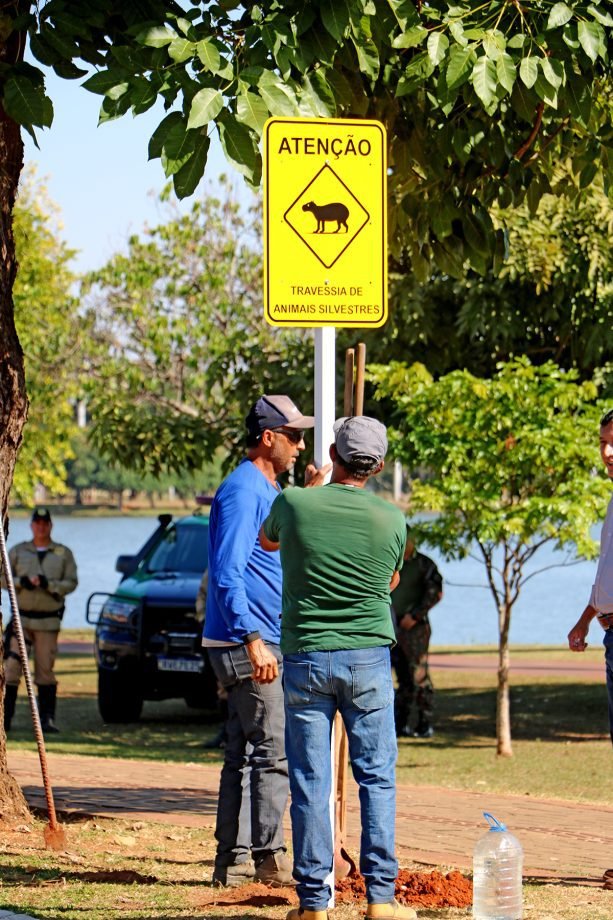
[7, 639, 611, 804]
[0, 816, 611, 920]
[3, 636, 612, 918]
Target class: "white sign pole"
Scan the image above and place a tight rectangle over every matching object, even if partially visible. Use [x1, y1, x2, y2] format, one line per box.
[314, 327, 336, 469]
[313, 325, 336, 908]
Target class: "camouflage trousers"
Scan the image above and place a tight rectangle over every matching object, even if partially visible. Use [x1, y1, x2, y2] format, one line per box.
[392, 620, 434, 730]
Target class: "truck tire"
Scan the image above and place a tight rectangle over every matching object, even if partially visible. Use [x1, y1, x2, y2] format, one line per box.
[98, 665, 143, 723]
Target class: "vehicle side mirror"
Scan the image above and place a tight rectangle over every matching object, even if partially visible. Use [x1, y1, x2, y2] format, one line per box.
[116, 554, 138, 576]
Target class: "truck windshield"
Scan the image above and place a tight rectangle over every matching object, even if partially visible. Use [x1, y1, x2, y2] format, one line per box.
[145, 523, 208, 574]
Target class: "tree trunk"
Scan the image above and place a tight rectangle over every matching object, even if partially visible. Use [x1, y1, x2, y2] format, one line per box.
[496, 602, 513, 757]
[0, 2, 33, 821]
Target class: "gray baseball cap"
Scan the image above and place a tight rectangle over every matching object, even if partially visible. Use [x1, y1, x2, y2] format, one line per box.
[333, 416, 388, 463]
[246, 394, 314, 437]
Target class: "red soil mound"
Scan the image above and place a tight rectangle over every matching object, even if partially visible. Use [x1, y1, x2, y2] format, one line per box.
[336, 868, 473, 909]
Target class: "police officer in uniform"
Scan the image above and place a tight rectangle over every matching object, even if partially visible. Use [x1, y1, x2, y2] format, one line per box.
[2, 508, 78, 734]
[391, 525, 443, 739]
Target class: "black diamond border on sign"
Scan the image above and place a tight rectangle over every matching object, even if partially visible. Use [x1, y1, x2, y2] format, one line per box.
[283, 163, 370, 269]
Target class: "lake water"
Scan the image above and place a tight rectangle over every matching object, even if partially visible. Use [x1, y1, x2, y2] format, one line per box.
[0, 515, 602, 647]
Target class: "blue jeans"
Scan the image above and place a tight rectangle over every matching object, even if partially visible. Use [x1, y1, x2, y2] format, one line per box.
[604, 630, 613, 746]
[283, 646, 397, 909]
[208, 643, 289, 868]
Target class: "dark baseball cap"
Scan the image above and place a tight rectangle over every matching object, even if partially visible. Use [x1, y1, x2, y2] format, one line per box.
[246, 395, 314, 437]
[333, 416, 388, 463]
[31, 507, 52, 523]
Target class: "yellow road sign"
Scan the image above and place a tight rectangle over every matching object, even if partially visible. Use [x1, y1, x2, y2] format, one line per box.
[263, 117, 387, 328]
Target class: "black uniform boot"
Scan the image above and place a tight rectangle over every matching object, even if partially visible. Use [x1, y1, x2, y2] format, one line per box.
[4, 684, 18, 732]
[37, 684, 60, 734]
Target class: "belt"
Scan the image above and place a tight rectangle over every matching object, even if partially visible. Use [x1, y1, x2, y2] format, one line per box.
[19, 610, 63, 620]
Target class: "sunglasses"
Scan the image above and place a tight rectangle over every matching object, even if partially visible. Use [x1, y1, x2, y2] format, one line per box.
[273, 427, 305, 444]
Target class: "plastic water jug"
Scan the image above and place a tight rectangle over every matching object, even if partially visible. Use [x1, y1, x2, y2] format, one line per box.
[472, 812, 523, 919]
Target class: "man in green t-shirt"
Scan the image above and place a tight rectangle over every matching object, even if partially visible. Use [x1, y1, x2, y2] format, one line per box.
[260, 416, 416, 920]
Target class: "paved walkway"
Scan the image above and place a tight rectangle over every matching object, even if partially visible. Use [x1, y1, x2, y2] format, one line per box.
[62, 641, 606, 681]
[8, 749, 612, 889]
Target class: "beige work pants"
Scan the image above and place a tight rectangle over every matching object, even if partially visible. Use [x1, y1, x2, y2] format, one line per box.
[5, 627, 59, 687]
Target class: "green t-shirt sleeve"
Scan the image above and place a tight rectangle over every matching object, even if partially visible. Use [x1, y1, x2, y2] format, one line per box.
[396, 516, 407, 571]
[262, 491, 286, 543]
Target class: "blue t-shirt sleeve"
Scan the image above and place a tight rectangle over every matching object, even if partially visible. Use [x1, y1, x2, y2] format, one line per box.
[209, 486, 265, 640]
[262, 492, 285, 544]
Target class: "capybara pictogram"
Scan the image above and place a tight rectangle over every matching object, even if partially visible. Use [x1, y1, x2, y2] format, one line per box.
[302, 200, 349, 233]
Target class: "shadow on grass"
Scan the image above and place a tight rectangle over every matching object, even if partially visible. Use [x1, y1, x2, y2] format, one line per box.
[9, 694, 224, 764]
[430, 682, 609, 743]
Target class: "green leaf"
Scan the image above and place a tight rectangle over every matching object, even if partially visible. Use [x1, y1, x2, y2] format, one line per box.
[386, 0, 419, 30]
[173, 133, 210, 198]
[519, 56, 538, 89]
[258, 71, 298, 116]
[579, 161, 598, 189]
[496, 53, 516, 93]
[462, 211, 490, 257]
[218, 113, 259, 181]
[540, 57, 563, 90]
[566, 75, 591, 125]
[547, 2, 573, 29]
[588, 4, 613, 26]
[187, 88, 224, 130]
[168, 38, 195, 63]
[106, 82, 129, 101]
[326, 69, 355, 107]
[507, 34, 525, 49]
[351, 21, 380, 80]
[136, 25, 176, 48]
[483, 30, 505, 61]
[392, 25, 427, 48]
[129, 78, 158, 115]
[3, 76, 53, 128]
[161, 117, 195, 161]
[396, 51, 435, 97]
[236, 90, 269, 134]
[196, 39, 221, 73]
[427, 31, 449, 66]
[471, 56, 497, 108]
[148, 112, 183, 160]
[449, 19, 467, 47]
[534, 73, 558, 108]
[53, 60, 89, 80]
[320, 0, 350, 42]
[82, 70, 128, 96]
[297, 73, 334, 117]
[446, 46, 476, 90]
[578, 20, 604, 61]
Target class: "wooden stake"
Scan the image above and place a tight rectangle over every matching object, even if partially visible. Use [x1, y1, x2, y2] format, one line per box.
[354, 343, 366, 415]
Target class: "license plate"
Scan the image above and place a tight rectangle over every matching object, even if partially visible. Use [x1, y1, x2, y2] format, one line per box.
[157, 658, 203, 673]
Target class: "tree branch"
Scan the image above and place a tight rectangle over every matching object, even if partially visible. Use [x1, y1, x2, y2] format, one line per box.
[514, 102, 545, 161]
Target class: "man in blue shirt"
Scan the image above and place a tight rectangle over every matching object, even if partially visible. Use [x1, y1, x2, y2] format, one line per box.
[203, 394, 324, 888]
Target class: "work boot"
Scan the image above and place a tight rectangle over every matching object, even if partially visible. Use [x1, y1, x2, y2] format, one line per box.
[255, 851, 295, 887]
[37, 685, 60, 734]
[4, 684, 18, 732]
[412, 719, 433, 739]
[212, 859, 255, 887]
[366, 899, 418, 920]
[286, 909, 329, 920]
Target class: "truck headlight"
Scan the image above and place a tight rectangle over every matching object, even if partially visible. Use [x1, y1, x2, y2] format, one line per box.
[101, 598, 138, 624]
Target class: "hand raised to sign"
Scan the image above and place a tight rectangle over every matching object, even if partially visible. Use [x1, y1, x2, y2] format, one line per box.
[304, 462, 333, 487]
